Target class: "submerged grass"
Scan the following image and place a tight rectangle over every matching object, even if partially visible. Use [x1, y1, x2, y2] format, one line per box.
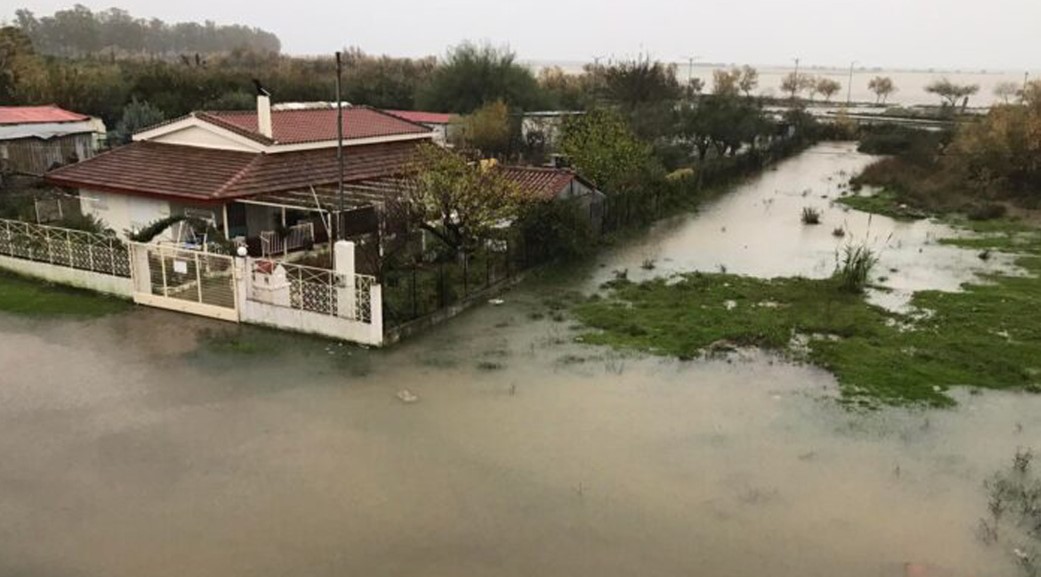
[0, 271, 128, 317]
[573, 223, 1041, 407]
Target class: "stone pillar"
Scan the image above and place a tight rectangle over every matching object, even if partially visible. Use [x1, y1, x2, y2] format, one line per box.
[334, 240, 356, 319]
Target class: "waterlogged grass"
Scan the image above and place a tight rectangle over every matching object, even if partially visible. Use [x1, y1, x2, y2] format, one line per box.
[836, 189, 928, 220]
[0, 271, 127, 317]
[573, 224, 1041, 406]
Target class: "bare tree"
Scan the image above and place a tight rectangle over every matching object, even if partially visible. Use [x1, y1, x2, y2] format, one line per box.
[925, 77, 979, 110]
[993, 81, 1020, 104]
[867, 76, 896, 105]
[816, 78, 842, 102]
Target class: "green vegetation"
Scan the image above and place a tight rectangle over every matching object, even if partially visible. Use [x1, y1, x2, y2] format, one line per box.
[573, 222, 1041, 407]
[0, 271, 127, 317]
[835, 189, 928, 220]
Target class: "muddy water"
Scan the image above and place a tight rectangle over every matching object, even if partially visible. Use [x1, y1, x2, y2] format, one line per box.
[592, 142, 1020, 312]
[1, 145, 1036, 577]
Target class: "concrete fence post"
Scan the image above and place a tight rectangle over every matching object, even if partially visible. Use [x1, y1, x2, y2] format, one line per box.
[369, 284, 383, 345]
[334, 240, 356, 320]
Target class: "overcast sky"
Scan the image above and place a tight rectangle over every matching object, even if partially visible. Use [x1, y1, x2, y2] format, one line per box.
[8, 0, 1040, 71]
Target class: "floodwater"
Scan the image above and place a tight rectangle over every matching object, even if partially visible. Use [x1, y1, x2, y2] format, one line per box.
[1, 145, 1037, 577]
[529, 60, 1036, 107]
[592, 141, 1019, 311]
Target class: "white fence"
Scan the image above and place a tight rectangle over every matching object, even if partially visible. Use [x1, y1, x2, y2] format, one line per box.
[0, 219, 384, 345]
[260, 222, 315, 257]
[0, 218, 131, 277]
[240, 241, 382, 345]
[246, 259, 376, 324]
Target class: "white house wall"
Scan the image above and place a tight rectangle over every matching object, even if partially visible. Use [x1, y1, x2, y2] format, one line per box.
[80, 190, 171, 236]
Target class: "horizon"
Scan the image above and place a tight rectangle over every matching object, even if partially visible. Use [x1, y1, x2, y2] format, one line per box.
[6, 0, 1041, 73]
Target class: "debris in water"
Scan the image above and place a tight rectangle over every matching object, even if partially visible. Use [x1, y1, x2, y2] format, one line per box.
[396, 389, 419, 404]
[489, 298, 505, 306]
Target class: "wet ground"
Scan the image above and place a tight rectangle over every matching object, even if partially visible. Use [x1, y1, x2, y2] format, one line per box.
[1, 143, 1036, 577]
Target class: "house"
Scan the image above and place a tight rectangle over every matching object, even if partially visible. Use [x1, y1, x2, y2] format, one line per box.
[499, 165, 605, 234]
[44, 95, 435, 254]
[0, 105, 104, 175]
[520, 111, 584, 156]
[384, 110, 457, 144]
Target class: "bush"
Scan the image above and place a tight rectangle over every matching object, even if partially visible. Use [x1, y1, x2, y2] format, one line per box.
[801, 206, 821, 225]
[836, 243, 878, 293]
[965, 202, 1008, 221]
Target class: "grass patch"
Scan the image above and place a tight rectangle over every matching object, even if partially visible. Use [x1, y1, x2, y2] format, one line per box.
[573, 225, 1041, 406]
[836, 189, 929, 220]
[0, 271, 128, 317]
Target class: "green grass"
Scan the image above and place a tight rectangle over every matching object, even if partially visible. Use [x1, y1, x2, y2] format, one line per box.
[835, 189, 929, 220]
[573, 225, 1041, 407]
[0, 271, 128, 317]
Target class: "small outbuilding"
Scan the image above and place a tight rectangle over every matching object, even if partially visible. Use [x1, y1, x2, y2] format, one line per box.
[0, 106, 102, 175]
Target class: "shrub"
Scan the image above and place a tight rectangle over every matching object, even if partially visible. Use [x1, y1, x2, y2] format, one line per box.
[801, 206, 822, 225]
[966, 202, 1008, 221]
[836, 243, 879, 293]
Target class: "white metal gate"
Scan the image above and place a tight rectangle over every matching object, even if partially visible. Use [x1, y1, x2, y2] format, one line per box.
[129, 243, 239, 322]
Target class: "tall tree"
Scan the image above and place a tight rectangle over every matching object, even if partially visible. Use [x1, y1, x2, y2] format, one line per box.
[560, 108, 658, 193]
[452, 100, 513, 157]
[993, 81, 1020, 104]
[868, 76, 896, 104]
[403, 144, 525, 254]
[816, 78, 842, 102]
[418, 42, 544, 113]
[926, 78, 980, 110]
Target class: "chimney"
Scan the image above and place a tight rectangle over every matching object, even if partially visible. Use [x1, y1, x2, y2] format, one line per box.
[257, 94, 273, 139]
[252, 78, 273, 139]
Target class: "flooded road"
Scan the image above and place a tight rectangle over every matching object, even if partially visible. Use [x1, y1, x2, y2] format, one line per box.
[1, 144, 1036, 577]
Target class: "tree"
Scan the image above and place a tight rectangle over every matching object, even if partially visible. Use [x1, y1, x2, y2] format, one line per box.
[0, 26, 39, 102]
[712, 68, 741, 98]
[738, 65, 759, 98]
[403, 144, 525, 254]
[452, 99, 513, 157]
[816, 77, 842, 102]
[947, 80, 1041, 196]
[868, 76, 896, 104]
[560, 108, 657, 193]
[417, 42, 545, 113]
[114, 98, 165, 144]
[602, 57, 682, 109]
[926, 77, 979, 110]
[781, 72, 804, 99]
[993, 81, 1020, 104]
[801, 75, 820, 101]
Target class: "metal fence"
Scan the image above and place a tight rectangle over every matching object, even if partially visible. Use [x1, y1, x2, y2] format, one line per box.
[247, 258, 376, 324]
[0, 217, 131, 277]
[381, 241, 521, 328]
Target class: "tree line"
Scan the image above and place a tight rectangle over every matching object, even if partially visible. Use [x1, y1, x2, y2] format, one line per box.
[12, 5, 281, 58]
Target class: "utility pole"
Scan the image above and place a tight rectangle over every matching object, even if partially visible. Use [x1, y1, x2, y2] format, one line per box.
[792, 57, 800, 100]
[335, 51, 345, 241]
[681, 54, 699, 95]
[846, 61, 857, 106]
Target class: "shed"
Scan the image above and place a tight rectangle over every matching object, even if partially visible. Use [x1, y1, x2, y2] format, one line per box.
[0, 106, 101, 175]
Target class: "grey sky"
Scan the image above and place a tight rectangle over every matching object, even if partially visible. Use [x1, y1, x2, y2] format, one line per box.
[9, 0, 1041, 71]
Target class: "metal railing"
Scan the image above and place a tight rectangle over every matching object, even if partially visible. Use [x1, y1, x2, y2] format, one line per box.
[247, 258, 375, 323]
[0, 217, 131, 278]
[259, 222, 315, 257]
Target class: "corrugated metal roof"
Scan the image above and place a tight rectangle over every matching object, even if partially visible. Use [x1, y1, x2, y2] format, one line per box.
[0, 105, 91, 125]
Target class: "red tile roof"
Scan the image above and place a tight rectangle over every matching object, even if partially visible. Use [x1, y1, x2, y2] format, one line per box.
[383, 110, 455, 126]
[45, 140, 423, 202]
[499, 166, 585, 200]
[0, 105, 90, 125]
[198, 106, 432, 145]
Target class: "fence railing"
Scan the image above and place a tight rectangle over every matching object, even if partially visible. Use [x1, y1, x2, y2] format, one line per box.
[259, 222, 316, 257]
[0, 217, 131, 278]
[246, 258, 376, 324]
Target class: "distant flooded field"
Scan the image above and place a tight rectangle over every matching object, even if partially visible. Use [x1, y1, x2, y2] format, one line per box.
[528, 61, 1035, 107]
[1, 144, 1035, 577]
